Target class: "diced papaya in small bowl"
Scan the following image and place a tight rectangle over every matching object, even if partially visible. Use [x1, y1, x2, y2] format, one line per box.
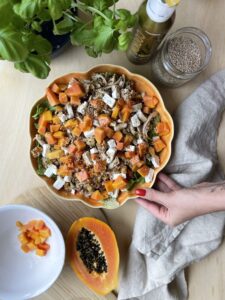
[16, 219, 51, 256]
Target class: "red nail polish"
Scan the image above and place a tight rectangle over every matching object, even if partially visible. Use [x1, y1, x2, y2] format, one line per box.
[135, 189, 146, 196]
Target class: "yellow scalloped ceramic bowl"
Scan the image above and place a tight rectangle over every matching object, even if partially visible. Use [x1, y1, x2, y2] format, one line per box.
[30, 64, 174, 209]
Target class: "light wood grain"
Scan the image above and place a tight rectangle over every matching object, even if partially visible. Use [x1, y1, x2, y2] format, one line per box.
[11, 187, 117, 300]
[1, 0, 225, 299]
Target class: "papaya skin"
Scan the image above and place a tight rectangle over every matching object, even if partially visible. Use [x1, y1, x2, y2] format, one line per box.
[67, 217, 119, 295]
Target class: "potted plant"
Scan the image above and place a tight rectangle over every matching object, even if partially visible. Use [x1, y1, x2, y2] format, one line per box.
[0, 0, 136, 79]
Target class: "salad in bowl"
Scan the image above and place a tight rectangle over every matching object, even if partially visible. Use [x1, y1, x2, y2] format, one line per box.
[30, 65, 173, 209]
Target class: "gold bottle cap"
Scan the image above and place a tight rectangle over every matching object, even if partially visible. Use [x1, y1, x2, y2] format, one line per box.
[165, 0, 180, 7]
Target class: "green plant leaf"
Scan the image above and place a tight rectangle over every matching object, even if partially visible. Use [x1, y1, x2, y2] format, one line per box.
[31, 21, 42, 32]
[85, 46, 99, 58]
[117, 32, 132, 51]
[13, 0, 42, 19]
[47, 0, 63, 20]
[15, 54, 50, 78]
[71, 26, 95, 46]
[53, 16, 74, 35]
[93, 15, 104, 29]
[28, 34, 52, 55]
[0, 26, 28, 61]
[0, 0, 14, 28]
[92, 0, 118, 11]
[37, 8, 51, 21]
[94, 25, 115, 52]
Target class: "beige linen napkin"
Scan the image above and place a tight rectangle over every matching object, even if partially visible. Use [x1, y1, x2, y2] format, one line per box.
[119, 70, 225, 300]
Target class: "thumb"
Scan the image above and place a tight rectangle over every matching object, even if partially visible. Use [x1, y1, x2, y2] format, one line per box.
[135, 188, 168, 206]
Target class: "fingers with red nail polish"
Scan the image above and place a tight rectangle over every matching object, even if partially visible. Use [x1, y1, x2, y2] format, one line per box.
[135, 189, 146, 196]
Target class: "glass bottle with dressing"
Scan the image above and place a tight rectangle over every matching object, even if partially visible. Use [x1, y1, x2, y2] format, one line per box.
[127, 0, 180, 64]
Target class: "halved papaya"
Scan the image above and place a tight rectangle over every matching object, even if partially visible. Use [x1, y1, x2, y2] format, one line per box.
[67, 217, 119, 295]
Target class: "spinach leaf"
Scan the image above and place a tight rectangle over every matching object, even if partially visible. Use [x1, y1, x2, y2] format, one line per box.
[37, 156, 45, 176]
[32, 100, 56, 120]
[127, 173, 145, 191]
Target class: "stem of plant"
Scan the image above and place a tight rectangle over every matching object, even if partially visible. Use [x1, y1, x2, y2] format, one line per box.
[73, 2, 111, 22]
[63, 11, 82, 22]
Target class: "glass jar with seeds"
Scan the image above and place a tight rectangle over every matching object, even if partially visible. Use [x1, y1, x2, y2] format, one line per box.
[150, 27, 212, 87]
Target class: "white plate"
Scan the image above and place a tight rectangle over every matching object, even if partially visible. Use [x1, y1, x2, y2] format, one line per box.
[0, 204, 65, 300]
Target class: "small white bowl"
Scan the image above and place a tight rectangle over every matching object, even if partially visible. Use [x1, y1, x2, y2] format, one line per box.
[0, 204, 65, 300]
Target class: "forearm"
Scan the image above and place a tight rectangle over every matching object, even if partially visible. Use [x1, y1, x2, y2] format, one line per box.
[187, 181, 225, 215]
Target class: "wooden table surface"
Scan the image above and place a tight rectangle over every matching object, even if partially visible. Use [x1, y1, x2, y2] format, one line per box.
[1, 0, 225, 299]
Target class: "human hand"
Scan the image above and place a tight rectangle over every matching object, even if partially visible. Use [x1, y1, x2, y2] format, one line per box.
[135, 173, 225, 227]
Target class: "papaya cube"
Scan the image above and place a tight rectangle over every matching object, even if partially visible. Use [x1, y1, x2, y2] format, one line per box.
[70, 96, 81, 106]
[137, 165, 150, 177]
[143, 95, 159, 108]
[34, 220, 45, 230]
[39, 228, 51, 238]
[80, 115, 93, 132]
[46, 87, 60, 106]
[45, 132, 57, 145]
[38, 243, 50, 251]
[66, 82, 85, 97]
[57, 165, 72, 177]
[46, 150, 63, 160]
[51, 83, 61, 93]
[111, 104, 120, 119]
[50, 124, 61, 133]
[52, 116, 61, 124]
[18, 233, 29, 244]
[53, 131, 64, 139]
[156, 122, 170, 136]
[59, 92, 68, 104]
[153, 138, 166, 152]
[64, 119, 79, 128]
[104, 127, 114, 138]
[98, 114, 111, 126]
[38, 110, 52, 135]
[74, 140, 86, 150]
[116, 142, 124, 151]
[112, 131, 123, 142]
[94, 128, 106, 144]
[104, 181, 114, 192]
[72, 126, 82, 137]
[21, 244, 30, 253]
[112, 176, 127, 190]
[121, 106, 131, 122]
[125, 151, 135, 159]
[91, 190, 105, 201]
[36, 249, 46, 256]
[27, 242, 36, 251]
